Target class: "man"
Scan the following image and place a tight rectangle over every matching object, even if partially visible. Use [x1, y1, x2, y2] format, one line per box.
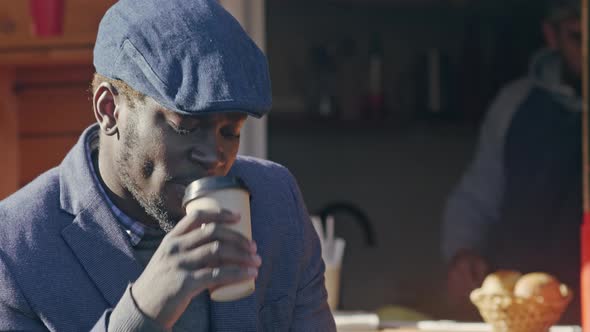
[442, 0, 582, 323]
[0, 0, 336, 331]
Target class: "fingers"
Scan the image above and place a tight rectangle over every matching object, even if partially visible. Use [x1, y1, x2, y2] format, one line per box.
[157, 209, 260, 300]
[191, 265, 258, 292]
[175, 222, 256, 253]
[170, 209, 240, 236]
[177, 240, 262, 270]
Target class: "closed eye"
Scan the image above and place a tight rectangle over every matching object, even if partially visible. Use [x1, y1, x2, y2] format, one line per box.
[221, 127, 241, 139]
[168, 121, 195, 136]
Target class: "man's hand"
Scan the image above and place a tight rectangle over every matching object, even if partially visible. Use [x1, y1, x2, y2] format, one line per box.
[131, 209, 261, 329]
[446, 249, 489, 319]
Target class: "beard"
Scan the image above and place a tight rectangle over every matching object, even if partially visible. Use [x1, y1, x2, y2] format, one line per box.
[115, 113, 177, 233]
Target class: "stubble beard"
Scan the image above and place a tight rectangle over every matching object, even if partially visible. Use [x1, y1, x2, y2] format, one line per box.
[116, 113, 177, 233]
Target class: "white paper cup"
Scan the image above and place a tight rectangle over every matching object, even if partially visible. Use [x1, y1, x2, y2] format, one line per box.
[325, 263, 341, 311]
[182, 176, 254, 302]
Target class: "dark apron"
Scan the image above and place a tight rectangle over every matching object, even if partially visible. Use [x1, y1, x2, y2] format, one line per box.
[486, 87, 582, 323]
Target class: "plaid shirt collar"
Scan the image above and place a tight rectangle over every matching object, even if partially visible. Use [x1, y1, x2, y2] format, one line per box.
[85, 130, 145, 246]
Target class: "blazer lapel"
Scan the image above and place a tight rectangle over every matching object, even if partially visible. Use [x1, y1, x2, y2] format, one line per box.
[62, 198, 143, 307]
[58, 125, 143, 307]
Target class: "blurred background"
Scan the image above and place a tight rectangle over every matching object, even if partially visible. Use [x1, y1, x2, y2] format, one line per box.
[0, 0, 553, 320]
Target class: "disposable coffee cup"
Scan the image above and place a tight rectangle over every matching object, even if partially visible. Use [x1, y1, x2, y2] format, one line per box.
[182, 176, 254, 302]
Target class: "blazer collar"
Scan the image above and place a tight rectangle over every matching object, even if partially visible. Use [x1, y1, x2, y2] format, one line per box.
[59, 124, 103, 216]
[59, 125, 142, 306]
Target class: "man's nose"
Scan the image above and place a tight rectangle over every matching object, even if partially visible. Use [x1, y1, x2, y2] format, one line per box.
[189, 131, 224, 170]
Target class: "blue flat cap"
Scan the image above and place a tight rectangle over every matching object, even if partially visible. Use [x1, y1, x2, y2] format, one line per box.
[94, 0, 271, 118]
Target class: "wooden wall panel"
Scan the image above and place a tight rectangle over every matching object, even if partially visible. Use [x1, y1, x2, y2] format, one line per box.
[0, 0, 116, 49]
[0, 68, 19, 199]
[15, 65, 94, 85]
[0, 0, 111, 195]
[0, 48, 93, 67]
[18, 86, 95, 135]
[14, 65, 96, 187]
[19, 136, 79, 186]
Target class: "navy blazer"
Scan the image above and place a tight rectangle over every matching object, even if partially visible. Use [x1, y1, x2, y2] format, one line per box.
[0, 125, 335, 331]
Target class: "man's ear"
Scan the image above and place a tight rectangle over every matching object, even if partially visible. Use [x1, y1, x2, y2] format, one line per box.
[93, 82, 120, 136]
[543, 22, 559, 50]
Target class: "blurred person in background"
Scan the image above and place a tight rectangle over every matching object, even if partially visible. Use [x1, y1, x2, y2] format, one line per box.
[442, 0, 582, 323]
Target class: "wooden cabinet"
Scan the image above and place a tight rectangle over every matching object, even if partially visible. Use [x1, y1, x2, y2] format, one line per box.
[0, 0, 115, 65]
[0, 66, 96, 194]
[0, 1, 112, 198]
[0, 0, 116, 48]
[0, 68, 18, 200]
[16, 66, 96, 186]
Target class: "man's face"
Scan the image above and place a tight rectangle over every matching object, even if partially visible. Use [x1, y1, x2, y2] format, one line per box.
[114, 98, 247, 232]
[553, 18, 582, 79]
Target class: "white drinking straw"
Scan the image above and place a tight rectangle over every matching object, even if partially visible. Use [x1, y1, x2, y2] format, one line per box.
[325, 215, 336, 263]
[332, 238, 346, 266]
[311, 215, 325, 250]
[326, 215, 335, 248]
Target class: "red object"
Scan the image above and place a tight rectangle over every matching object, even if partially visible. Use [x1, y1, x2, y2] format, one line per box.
[29, 0, 65, 37]
[582, 213, 590, 330]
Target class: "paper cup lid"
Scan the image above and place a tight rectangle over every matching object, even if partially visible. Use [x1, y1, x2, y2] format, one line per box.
[182, 176, 249, 209]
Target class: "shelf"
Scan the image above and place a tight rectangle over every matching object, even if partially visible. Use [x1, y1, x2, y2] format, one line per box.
[267, 112, 413, 135]
[269, 0, 449, 6]
[0, 46, 93, 66]
[267, 112, 480, 136]
[0, 0, 115, 50]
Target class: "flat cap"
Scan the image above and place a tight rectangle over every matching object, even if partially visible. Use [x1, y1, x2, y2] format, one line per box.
[94, 0, 272, 118]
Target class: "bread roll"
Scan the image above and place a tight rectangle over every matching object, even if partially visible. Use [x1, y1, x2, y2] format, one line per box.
[480, 270, 522, 295]
[513, 272, 568, 302]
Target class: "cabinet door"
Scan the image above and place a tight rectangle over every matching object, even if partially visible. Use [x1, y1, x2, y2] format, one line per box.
[0, 0, 116, 49]
[15, 65, 96, 186]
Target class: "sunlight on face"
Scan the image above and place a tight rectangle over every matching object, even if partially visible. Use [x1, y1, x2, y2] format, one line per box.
[115, 100, 247, 231]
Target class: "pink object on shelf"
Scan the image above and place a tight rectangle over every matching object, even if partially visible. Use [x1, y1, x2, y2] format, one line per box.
[29, 0, 65, 37]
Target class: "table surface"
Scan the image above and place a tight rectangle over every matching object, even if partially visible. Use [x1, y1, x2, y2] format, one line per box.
[333, 311, 582, 332]
[334, 320, 581, 332]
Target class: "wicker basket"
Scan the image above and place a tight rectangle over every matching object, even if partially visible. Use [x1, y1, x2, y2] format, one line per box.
[470, 287, 573, 332]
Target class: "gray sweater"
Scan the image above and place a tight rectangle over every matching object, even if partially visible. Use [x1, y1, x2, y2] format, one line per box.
[109, 229, 210, 332]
